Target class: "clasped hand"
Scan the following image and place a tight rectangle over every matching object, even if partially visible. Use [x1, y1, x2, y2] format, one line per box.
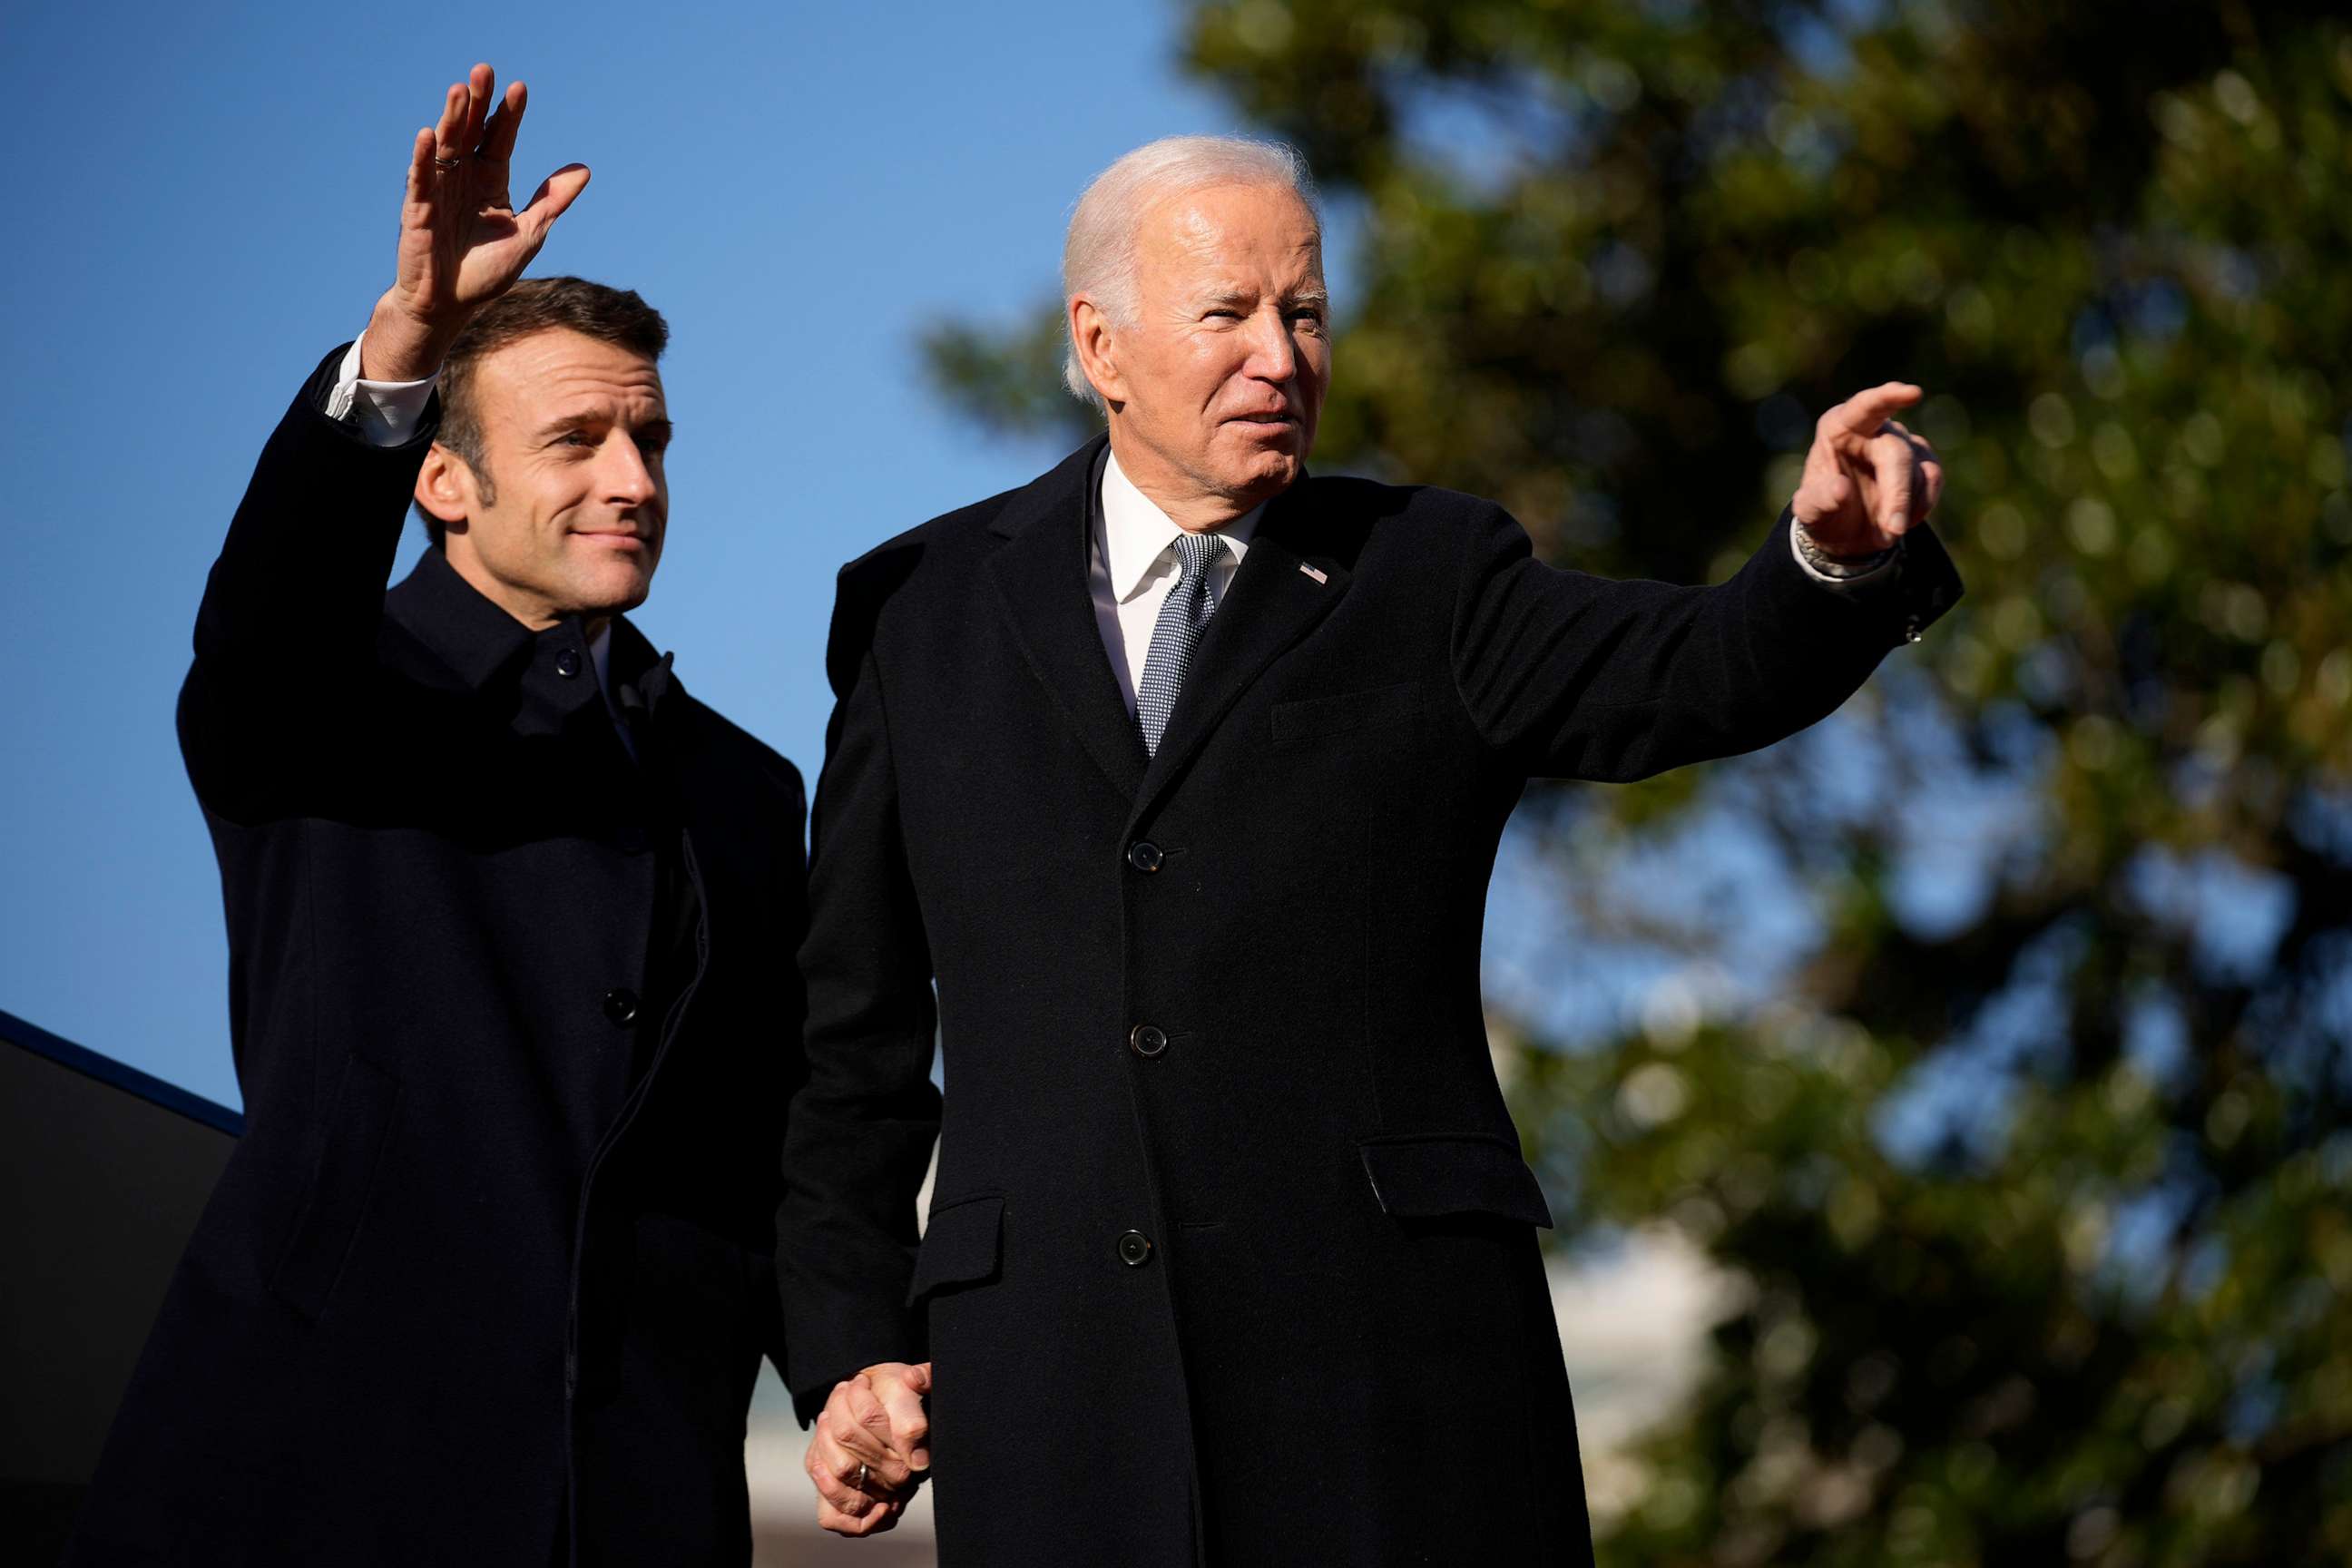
[804, 1361, 932, 1537]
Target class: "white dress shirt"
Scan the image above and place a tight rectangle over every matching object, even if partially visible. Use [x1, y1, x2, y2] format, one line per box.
[1089, 450, 1265, 716]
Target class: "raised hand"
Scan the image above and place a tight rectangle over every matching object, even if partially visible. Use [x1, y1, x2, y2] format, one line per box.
[805, 1361, 932, 1537]
[1790, 382, 1946, 558]
[362, 63, 591, 381]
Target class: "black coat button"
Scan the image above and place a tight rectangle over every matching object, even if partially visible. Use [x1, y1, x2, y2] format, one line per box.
[602, 988, 640, 1026]
[1126, 840, 1164, 873]
[1129, 1024, 1169, 1059]
[555, 650, 584, 679]
[1116, 1230, 1153, 1268]
[614, 824, 649, 855]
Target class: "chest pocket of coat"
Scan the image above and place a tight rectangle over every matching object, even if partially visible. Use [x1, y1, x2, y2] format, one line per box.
[1271, 681, 1426, 747]
[906, 1194, 1005, 1306]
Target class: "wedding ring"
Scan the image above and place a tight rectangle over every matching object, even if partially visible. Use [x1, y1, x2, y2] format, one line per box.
[431, 156, 462, 172]
[856, 1462, 870, 1491]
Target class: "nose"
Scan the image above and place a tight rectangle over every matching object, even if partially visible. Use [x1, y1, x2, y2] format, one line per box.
[1242, 306, 1297, 385]
[602, 432, 658, 508]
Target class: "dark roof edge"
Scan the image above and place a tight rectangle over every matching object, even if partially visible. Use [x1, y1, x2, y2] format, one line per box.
[0, 1007, 246, 1138]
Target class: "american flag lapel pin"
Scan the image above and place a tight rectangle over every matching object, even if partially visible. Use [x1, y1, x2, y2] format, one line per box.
[1298, 563, 1328, 584]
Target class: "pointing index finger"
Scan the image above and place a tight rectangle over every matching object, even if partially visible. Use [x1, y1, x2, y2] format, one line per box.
[1829, 381, 1924, 439]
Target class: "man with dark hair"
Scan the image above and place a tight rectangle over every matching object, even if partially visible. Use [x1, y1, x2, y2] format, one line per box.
[71, 64, 808, 1566]
[410, 274, 671, 552]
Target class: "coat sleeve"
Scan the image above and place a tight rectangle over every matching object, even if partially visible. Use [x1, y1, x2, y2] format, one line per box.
[176, 344, 439, 821]
[1449, 501, 1962, 782]
[776, 563, 944, 1422]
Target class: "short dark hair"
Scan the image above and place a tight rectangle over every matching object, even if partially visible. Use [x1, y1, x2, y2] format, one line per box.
[415, 277, 670, 547]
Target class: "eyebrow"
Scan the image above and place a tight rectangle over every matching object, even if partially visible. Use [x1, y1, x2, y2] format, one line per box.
[1196, 285, 1331, 309]
[531, 414, 675, 442]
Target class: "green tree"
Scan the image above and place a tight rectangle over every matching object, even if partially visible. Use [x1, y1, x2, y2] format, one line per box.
[926, 3, 2352, 1562]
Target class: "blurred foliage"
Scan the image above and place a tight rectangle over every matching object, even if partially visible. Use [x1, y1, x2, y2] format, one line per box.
[922, 1, 2352, 1562]
[917, 309, 1100, 446]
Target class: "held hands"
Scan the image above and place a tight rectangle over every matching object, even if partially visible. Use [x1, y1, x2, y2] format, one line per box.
[805, 1361, 932, 1537]
[1790, 383, 1946, 559]
[362, 63, 591, 381]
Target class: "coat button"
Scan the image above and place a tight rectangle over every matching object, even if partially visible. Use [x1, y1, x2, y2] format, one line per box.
[556, 649, 584, 679]
[1126, 840, 1164, 873]
[1129, 1024, 1169, 1059]
[614, 824, 649, 855]
[1116, 1230, 1154, 1268]
[603, 988, 640, 1026]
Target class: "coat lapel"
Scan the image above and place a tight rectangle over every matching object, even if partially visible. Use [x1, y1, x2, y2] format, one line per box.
[985, 436, 1150, 801]
[1128, 479, 1351, 833]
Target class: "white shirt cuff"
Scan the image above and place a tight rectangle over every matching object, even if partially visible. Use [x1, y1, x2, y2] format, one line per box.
[324, 331, 437, 446]
[1790, 522, 1899, 585]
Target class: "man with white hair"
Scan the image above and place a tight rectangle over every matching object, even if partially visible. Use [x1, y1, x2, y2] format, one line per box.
[780, 135, 1960, 1563]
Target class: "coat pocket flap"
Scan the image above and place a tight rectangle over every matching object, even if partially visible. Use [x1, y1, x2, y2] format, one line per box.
[1359, 1136, 1553, 1229]
[906, 1195, 1005, 1305]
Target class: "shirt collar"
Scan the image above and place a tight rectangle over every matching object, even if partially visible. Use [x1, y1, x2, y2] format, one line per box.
[1100, 448, 1262, 603]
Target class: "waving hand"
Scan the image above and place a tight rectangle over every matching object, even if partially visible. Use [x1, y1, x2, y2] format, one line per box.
[363, 64, 590, 381]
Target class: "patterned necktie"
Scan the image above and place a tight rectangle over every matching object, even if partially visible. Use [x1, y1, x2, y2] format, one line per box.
[1134, 530, 1230, 757]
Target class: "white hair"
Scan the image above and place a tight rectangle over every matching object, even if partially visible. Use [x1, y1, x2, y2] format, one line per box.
[1061, 134, 1321, 405]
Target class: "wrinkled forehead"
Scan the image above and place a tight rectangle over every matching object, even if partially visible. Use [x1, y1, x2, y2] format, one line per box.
[1139, 182, 1325, 283]
[475, 328, 667, 423]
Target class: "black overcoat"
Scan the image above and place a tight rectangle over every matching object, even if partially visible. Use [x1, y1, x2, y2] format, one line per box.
[779, 435, 1961, 1565]
[70, 348, 808, 1566]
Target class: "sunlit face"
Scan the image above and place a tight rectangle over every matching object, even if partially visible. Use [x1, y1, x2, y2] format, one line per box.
[1077, 182, 1329, 518]
[423, 328, 671, 629]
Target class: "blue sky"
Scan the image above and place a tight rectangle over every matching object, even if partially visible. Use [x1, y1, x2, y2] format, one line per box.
[0, 0, 1248, 1108]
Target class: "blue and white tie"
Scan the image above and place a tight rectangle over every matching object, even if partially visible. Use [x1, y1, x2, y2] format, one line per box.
[1134, 531, 1229, 757]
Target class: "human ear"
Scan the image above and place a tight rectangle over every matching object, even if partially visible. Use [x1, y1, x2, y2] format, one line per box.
[415, 445, 474, 525]
[1071, 298, 1126, 407]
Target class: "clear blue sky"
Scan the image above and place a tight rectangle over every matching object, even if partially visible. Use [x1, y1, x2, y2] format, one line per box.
[0, 0, 1247, 1108]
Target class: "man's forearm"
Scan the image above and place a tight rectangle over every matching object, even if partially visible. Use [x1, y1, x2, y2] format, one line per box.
[775, 1069, 940, 1419]
[780, 626, 946, 1417]
[193, 345, 436, 669]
